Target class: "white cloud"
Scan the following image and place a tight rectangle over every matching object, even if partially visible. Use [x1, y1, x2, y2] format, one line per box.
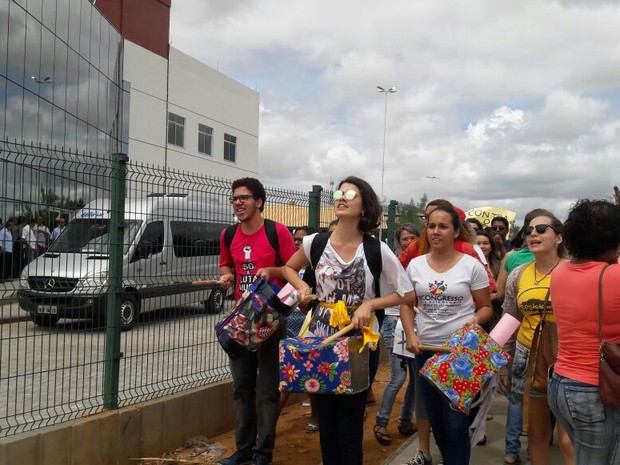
[171, 0, 620, 222]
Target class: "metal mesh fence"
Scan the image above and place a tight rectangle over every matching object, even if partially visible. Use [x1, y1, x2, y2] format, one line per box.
[0, 140, 335, 438]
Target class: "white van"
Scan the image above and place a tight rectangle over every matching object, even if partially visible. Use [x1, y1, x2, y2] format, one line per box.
[18, 193, 232, 329]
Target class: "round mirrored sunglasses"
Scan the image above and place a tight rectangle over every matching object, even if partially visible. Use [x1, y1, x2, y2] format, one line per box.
[333, 189, 357, 201]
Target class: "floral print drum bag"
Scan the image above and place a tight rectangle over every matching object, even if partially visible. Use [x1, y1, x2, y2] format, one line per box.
[279, 336, 370, 394]
[420, 324, 511, 413]
[215, 278, 293, 359]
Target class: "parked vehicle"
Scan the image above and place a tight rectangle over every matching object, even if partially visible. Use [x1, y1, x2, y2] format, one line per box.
[17, 193, 232, 329]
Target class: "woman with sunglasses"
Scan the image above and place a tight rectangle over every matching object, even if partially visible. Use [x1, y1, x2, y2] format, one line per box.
[501, 211, 573, 465]
[282, 176, 414, 465]
[401, 205, 493, 465]
[547, 199, 620, 465]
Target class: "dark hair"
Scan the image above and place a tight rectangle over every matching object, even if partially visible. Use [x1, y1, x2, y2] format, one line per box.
[476, 230, 501, 278]
[511, 208, 554, 249]
[294, 226, 317, 236]
[491, 216, 509, 230]
[337, 176, 382, 233]
[466, 218, 483, 230]
[563, 199, 620, 260]
[426, 198, 453, 210]
[231, 177, 267, 212]
[527, 210, 567, 258]
[428, 205, 461, 233]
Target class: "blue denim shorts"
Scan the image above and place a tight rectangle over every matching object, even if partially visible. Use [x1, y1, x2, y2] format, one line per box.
[511, 340, 546, 398]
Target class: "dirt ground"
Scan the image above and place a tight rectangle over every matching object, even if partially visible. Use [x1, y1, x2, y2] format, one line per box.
[141, 361, 413, 465]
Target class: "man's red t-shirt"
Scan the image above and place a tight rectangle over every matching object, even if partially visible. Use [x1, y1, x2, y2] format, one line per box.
[219, 221, 295, 300]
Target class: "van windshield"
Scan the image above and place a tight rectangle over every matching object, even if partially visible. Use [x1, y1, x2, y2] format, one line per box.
[48, 219, 142, 254]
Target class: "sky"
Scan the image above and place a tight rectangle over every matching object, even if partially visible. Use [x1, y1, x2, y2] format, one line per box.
[169, 0, 620, 223]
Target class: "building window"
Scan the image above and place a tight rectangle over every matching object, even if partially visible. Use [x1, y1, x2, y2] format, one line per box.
[168, 112, 185, 147]
[224, 133, 236, 162]
[198, 124, 213, 155]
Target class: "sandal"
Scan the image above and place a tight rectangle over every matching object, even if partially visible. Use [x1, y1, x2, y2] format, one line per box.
[397, 423, 417, 436]
[373, 424, 392, 445]
[305, 422, 319, 433]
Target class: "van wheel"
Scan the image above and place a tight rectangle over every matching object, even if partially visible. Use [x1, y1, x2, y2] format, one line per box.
[31, 313, 59, 327]
[119, 294, 139, 330]
[204, 288, 225, 314]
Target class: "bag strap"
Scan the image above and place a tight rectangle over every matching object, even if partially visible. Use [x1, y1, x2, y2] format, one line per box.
[308, 231, 383, 298]
[522, 287, 551, 434]
[362, 234, 382, 298]
[263, 219, 283, 266]
[598, 264, 610, 344]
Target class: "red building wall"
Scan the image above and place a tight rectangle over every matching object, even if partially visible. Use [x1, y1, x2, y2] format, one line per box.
[95, 0, 171, 59]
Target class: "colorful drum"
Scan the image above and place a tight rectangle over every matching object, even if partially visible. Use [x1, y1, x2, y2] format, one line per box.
[420, 324, 511, 413]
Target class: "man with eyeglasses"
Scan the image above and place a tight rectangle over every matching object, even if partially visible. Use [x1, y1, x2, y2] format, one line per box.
[218, 177, 296, 465]
[490, 216, 513, 259]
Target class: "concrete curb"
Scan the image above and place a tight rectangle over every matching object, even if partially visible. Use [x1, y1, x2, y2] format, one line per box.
[383, 434, 418, 465]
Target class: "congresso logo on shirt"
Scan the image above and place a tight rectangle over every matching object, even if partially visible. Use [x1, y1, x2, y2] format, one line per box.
[429, 280, 447, 296]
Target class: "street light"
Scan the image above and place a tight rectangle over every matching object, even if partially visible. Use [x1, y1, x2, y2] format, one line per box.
[377, 85, 396, 241]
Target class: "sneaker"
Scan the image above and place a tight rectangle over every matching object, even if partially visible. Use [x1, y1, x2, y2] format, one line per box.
[218, 449, 253, 465]
[405, 450, 432, 465]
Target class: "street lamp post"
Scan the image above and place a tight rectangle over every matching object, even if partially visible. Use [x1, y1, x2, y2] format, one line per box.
[377, 85, 396, 242]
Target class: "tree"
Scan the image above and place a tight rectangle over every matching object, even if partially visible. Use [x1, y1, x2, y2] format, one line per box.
[397, 193, 428, 230]
[19, 187, 85, 226]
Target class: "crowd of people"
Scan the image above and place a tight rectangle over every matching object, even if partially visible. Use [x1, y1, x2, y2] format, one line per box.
[0, 215, 67, 282]
[211, 175, 619, 465]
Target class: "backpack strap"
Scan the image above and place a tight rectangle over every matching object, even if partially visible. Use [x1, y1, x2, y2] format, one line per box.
[224, 219, 283, 265]
[362, 234, 382, 298]
[223, 223, 238, 251]
[263, 218, 283, 265]
[307, 231, 383, 298]
[310, 231, 331, 270]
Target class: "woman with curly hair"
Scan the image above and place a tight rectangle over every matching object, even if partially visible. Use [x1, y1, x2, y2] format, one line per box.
[548, 199, 620, 464]
[282, 176, 414, 465]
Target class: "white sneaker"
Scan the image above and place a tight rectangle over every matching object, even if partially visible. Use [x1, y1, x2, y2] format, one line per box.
[405, 451, 432, 465]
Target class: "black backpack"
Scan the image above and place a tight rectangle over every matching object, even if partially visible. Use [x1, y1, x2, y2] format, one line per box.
[223, 218, 284, 265]
[304, 231, 382, 299]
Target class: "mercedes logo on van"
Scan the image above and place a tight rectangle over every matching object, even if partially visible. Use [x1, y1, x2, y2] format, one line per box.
[44, 279, 56, 291]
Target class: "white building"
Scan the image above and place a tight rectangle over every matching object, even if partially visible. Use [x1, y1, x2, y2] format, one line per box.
[124, 42, 259, 178]
[96, 0, 259, 179]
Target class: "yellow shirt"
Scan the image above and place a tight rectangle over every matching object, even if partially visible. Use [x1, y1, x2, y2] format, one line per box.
[516, 262, 555, 348]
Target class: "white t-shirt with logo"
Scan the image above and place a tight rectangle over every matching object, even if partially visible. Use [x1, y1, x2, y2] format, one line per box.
[406, 254, 489, 346]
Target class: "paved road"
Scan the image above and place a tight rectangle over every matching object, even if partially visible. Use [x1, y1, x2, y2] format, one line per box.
[0, 296, 234, 438]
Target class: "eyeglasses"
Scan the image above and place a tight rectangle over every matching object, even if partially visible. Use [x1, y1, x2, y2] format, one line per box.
[524, 224, 558, 236]
[333, 189, 357, 201]
[417, 213, 428, 220]
[491, 225, 506, 231]
[229, 195, 254, 204]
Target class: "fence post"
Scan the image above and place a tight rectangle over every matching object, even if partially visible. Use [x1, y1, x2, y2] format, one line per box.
[308, 185, 322, 230]
[103, 152, 127, 410]
[386, 200, 398, 251]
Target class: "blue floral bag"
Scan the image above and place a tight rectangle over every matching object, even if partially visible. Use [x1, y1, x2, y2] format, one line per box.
[279, 336, 369, 394]
[420, 324, 511, 413]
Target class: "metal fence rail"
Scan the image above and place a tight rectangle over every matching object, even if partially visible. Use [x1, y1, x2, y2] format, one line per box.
[0, 140, 343, 438]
